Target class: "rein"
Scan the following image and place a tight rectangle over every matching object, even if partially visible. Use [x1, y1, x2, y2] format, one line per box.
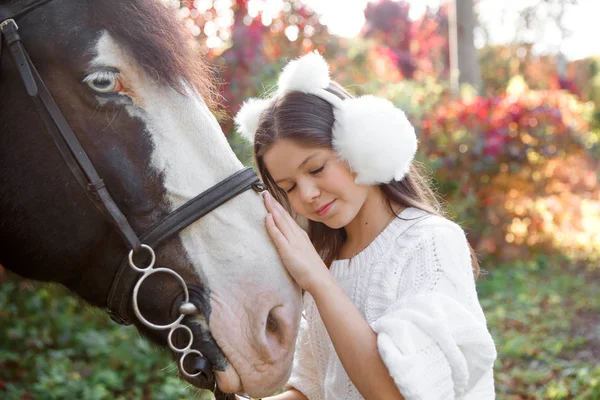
[1, 1, 264, 395]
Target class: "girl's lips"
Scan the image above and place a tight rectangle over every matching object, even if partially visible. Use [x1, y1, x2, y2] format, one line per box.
[315, 200, 335, 216]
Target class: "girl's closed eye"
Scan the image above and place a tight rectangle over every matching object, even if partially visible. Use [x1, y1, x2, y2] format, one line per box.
[310, 164, 325, 174]
[286, 164, 325, 192]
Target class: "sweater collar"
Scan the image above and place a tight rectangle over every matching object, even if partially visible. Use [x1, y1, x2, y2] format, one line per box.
[330, 207, 429, 278]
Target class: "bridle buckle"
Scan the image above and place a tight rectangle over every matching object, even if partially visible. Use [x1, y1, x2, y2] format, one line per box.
[251, 181, 266, 192]
[0, 18, 18, 32]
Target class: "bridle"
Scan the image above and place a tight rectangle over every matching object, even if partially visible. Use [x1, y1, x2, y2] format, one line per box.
[1, 0, 265, 385]
[0, 0, 265, 384]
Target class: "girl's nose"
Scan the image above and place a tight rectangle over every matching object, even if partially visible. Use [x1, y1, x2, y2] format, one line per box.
[298, 181, 319, 203]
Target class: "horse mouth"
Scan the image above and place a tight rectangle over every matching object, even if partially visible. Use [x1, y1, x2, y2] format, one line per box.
[176, 341, 244, 395]
[173, 304, 246, 395]
[177, 348, 215, 389]
[169, 289, 227, 391]
[170, 317, 221, 390]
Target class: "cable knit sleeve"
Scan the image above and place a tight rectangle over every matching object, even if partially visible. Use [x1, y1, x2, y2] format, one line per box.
[285, 315, 322, 399]
[371, 222, 497, 400]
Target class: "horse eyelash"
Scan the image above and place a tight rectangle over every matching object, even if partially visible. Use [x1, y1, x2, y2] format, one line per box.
[82, 70, 119, 84]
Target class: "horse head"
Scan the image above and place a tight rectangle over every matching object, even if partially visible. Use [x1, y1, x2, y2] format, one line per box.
[0, 0, 302, 396]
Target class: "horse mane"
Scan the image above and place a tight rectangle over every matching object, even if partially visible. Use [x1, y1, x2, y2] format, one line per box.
[90, 0, 221, 109]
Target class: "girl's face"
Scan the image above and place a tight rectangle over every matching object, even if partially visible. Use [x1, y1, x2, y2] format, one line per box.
[263, 139, 370, 229]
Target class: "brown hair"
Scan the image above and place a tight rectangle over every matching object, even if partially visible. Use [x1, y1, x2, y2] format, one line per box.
[254, 82, 480, 277]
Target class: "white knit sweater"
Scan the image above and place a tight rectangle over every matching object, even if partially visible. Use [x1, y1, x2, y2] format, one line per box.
[285, 208, 497, 400]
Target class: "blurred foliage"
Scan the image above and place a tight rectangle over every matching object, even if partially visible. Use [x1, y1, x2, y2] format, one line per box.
[0, 271, 213, 399]
[478, 44, 557, 96]
[178, 0, 334, 134]
[567, 56, 600, 131]
[419, 83, 600, 263]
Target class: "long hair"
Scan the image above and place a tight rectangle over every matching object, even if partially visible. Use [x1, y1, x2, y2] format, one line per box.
[253, 82, 480, 277]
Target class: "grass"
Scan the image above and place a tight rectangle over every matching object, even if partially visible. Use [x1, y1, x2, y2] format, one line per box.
[1, 257, 599, 399]
[478, 258, 600, 399]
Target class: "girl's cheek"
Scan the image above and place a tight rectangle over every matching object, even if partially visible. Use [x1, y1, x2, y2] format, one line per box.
[325, 170, 353, 192]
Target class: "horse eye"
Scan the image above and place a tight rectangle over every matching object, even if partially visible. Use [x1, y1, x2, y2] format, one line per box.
[84, 71, 123, 94]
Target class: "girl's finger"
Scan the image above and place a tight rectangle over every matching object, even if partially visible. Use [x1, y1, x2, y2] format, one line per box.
[264, 192, 296, 237]
[262, 191, 276, 212]
[274, 194, 303, 235]
[270, 205, 297, 239]
[265, 213, 289, 251]
[274, 200, 303, 236]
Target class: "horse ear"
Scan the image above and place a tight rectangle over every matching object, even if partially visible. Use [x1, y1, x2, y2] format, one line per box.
[234, 98, 271, 142]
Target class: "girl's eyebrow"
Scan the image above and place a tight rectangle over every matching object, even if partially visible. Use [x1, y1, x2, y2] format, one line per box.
[275, 152, 320, 184]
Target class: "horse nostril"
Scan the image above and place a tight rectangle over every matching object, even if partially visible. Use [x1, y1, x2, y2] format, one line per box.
[264, 305, 296, 351]
[192, 356, 212, 380]
[266, 311, 278, 333]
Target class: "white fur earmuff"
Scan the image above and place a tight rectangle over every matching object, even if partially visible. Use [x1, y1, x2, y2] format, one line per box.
[277, 51, 332, 95]
[234, 51, 418, 184]
[234, 98, 271, 143]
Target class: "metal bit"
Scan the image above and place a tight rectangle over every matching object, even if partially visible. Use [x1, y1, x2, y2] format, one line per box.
[179, 301, 199, 315]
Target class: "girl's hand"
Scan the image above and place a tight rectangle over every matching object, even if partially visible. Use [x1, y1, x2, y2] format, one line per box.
[263, 191, 329, 293]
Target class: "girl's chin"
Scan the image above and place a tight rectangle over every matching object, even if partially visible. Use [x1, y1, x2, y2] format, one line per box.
[320, 215, 349, 230]
[304, 208, 352, 229]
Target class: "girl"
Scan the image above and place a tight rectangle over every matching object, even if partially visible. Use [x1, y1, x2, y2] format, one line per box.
[234, 52, 496, 400]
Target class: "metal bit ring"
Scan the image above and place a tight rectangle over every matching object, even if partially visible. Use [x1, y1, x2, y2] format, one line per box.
[128, 244, 205, 378]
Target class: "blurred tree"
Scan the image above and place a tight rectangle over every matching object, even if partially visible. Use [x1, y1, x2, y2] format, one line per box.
[512, 0, 579, 71]
[477, 0, 581, 87]
[361, 0, 450, 82]
[448, 0, 481, 93]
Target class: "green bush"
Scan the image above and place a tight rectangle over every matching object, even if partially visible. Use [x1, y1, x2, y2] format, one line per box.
[0, 273, 212, 400]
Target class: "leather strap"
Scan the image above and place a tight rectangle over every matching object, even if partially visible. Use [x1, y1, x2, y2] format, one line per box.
[143, 168, 260, 248]
[106, 167, 264, 325]
[6, 0, 54, 21]
[0, 0, 56, 65]
[1, 20, 37, 96]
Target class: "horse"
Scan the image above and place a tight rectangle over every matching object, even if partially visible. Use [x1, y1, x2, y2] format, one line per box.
[0, 0, 302, 397]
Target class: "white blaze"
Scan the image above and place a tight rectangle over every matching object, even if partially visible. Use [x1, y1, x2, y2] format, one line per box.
[91, 32, 301, 396]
